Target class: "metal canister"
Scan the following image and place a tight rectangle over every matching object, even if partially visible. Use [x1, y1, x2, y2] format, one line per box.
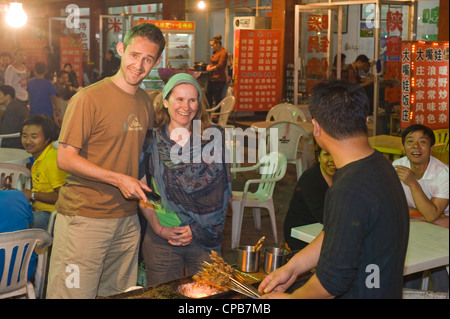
[237, 245, 260, 273]
[263, 247, 289, 273]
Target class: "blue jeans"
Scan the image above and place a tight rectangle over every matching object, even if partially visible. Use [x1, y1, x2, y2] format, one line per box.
[30, 210, 51, 230]
[142, 225, 210, 287]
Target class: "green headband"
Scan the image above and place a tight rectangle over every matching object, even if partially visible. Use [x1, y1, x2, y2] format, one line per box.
[162, 73, 202, 101]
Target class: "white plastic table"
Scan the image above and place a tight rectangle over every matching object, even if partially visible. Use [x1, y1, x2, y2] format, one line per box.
[0, 148, 30, 165]
[291, 220, 449, 277]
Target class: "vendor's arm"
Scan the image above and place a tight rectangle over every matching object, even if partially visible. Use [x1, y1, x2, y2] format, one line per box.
[395, 165, 448, 222]
[259, 231, 326, 297]
[57, 142, 151, 202]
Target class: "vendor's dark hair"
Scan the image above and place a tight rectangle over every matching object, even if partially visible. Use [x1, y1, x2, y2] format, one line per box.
[22, 114, 60, 144]
[309, 80, 369, 140]
[123, 23, 166, 59]
[401, 124, 435, 147]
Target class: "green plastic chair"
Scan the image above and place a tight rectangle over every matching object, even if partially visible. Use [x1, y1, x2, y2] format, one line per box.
[230, 152, 287, 249]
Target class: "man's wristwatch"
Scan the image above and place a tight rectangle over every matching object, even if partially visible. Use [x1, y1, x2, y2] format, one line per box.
[30, 191, 36, 203]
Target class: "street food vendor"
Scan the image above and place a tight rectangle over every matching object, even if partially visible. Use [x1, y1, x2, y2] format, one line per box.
[206, 35, 228, 108]
[259, 80, 409, 299]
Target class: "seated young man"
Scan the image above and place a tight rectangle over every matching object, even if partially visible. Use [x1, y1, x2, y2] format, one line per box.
[20, 114, 67, 230]
[393, 124, 449, 222]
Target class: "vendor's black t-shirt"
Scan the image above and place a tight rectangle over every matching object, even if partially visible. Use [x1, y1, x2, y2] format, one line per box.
[316, 151, 409, 299]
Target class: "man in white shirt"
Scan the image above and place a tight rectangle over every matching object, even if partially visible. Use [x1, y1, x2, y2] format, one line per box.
[393, 124, 449, 221]
[393, 124, 449, 292]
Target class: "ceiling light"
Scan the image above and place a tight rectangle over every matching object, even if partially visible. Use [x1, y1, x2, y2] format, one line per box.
[6, 2, 27, 28]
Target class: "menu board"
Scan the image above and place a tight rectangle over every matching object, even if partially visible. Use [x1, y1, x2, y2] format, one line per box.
[400, 41, 449, 130]
[18, 40, 47, 72]
[233, 29, 282, 111]
[59, 37, 83, 87]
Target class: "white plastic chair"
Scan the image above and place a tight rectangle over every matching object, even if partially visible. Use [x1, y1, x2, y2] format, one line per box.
[0, 132, 21, 147]
[0, 229, 52, 299]
[229, 152, 287, 249]
[47, 210, 57, 236]
[207, 95, 235, 126]
[266, 103, 307, 123]
[0, 163, 32, 191]
[266, 122, 308, 181]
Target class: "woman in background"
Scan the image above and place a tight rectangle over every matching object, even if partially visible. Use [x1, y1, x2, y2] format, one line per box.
[206, 35, 228, 108]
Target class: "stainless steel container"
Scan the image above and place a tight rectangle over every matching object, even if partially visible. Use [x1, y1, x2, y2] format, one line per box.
[237, 245, 260, 273]
[263, 247, 289, 273]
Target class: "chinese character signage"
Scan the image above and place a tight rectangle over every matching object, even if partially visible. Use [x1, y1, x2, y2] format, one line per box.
[138, 19, 195, 31]
[401, 41, 449, 130]
[304, 13, 329, 94]
[60, 37, 83, 87]
[233, 29, 282, 111]
[18, 40, 47, 71]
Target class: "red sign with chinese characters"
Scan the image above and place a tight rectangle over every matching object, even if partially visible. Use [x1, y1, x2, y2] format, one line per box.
[138, 19, 195, 31]
[59, 37, 83, 87]
[401, 41, 449, 130]
[304, 13, 329, 95]
[234, 29, 282, 111]
[18, 40, 47, 72]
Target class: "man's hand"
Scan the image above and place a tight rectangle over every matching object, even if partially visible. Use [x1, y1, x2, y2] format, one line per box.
[394, 165, 417, 188]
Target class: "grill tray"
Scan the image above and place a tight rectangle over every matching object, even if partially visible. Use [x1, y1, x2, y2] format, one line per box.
[101, 276, 246, 299]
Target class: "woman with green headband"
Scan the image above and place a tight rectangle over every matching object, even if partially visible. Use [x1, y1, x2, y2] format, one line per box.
[139, 73, 232, 286]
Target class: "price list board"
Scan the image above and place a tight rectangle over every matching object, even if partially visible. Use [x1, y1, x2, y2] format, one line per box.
[60, 37, 83, 87]
[401, 41, 449, 130]
[233, 29, 282, 111]
[18, 40, 47, 72]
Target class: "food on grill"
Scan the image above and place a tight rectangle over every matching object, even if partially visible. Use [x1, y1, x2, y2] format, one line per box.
[193, 251, 233, 290]
[178, 282, 222, 298]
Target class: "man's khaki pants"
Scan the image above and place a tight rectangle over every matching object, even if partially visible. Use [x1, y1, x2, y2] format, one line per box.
[46, 214, 140, 299]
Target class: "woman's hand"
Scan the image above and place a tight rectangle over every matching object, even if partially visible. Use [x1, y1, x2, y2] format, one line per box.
[162, 225, 193, 246]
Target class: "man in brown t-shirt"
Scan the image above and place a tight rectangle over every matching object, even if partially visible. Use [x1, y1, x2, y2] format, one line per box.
[47, 23, 166, 298]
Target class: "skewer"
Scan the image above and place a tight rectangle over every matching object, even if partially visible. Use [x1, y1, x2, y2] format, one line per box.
[253, 236, 265, 251]
[233, 272, 262, 298]
[229, 277, 261, 298]
[201, 261, 261, 298]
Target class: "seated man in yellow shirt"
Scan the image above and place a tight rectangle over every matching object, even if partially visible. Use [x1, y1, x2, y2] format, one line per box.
[21, 114, 66, 230]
